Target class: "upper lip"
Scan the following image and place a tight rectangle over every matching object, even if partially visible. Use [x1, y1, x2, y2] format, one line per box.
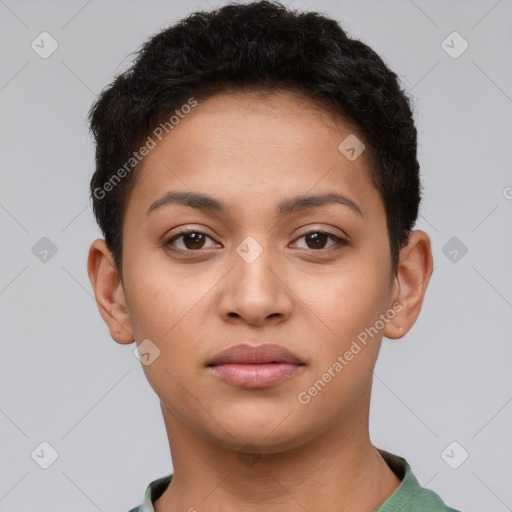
[207, 343, 304, 366]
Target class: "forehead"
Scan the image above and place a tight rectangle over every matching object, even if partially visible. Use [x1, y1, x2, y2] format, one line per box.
[128, 89, 380, 219]
[157, 88, 355, 154]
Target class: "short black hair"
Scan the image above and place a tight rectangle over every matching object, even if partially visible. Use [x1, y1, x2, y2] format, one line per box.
[88, 0, 421, 277]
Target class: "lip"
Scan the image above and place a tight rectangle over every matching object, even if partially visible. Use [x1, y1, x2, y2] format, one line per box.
[207, 343, 305, 389]
[208, 343, 303, 366]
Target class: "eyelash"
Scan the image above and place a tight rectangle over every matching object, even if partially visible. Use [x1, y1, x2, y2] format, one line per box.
[164, 228, 348, 254]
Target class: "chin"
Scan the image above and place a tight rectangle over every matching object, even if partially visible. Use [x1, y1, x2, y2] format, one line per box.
[209, 418, 313, 455]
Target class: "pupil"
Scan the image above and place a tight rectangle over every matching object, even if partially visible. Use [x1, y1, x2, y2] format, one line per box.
[308, 232, 326, 248]
[185, 233, 204, 249]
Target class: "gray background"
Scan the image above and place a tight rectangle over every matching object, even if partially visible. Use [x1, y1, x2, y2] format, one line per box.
[0, 0, 511, 511]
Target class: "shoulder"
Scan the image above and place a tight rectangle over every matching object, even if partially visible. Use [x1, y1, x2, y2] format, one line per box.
[409, 486, 462, 512]
[377, 449, 462, 512]
[127, 474, 173, 512]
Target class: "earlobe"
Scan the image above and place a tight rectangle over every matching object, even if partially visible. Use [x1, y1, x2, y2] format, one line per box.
[87, 239, 134, 344]
[383, 230, 433, 340]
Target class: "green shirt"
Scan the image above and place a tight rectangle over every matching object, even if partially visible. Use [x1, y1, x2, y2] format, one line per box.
[128, 450, 461, 512]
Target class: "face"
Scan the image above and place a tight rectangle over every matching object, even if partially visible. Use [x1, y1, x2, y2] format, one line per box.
[112, 90, 402, 452]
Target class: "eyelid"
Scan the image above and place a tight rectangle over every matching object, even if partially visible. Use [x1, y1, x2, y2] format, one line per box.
[294, 224, 350, 241]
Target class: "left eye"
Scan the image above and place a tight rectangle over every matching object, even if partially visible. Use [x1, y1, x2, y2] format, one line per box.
[293, 231, 348, 250]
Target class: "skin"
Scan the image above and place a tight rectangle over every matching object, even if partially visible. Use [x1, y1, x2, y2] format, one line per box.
[87, 89, 433, 512]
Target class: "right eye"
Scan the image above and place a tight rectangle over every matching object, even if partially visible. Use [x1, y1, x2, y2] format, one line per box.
[164, 229, 220, 252]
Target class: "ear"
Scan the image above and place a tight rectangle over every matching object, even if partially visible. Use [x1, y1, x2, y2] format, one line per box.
[87, 239, 134, 344]
[383, 230, 433, 340]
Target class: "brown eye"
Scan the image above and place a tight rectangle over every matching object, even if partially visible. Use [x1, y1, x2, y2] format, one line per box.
[293, 230, 348, 251]
[165, 230, 217, 251]
[181, 232, 206, 249]
[305, 232, 329, 249]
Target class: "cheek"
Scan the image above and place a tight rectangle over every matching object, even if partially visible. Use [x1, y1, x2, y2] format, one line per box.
[298, 263, 390, 344]
[123, 248, 192, 334]
[292, 269, 389, 422]
[123, 258, 215, 369]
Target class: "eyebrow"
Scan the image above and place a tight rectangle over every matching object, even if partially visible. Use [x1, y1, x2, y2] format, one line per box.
[146, 191, 363, 218]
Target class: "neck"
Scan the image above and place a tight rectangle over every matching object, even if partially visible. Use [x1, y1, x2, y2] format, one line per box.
[154, 401, 401, 512]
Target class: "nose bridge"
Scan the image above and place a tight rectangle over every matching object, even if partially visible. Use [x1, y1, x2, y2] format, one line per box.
[233, 234, 278, 295]
[219, 234, 291, 323]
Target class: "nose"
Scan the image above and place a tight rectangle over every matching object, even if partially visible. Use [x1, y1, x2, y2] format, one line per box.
[217, 242, 293, 327]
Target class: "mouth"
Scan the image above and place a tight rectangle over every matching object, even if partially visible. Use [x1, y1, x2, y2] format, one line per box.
[207, 343, 305, 389]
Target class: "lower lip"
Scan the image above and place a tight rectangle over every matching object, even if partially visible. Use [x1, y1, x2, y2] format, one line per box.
[209, 363, 303, 389]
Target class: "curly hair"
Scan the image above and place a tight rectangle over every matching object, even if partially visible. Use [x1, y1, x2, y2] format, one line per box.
[88, 0, 421, 277]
